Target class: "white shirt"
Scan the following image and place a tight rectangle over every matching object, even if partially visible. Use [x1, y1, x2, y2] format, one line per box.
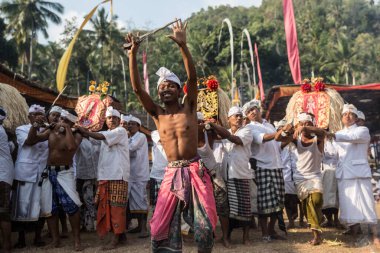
[323, 140, 338, 168]
[75, 138, 100, 179]
[223, 126, 253, 179]
[97, 126, 130, 181]
[150, 130, 168, 180]
[294, 137, 322, 181]
[0, 125, 14, 185]
[14, 124, 48, 183]
[249, 120, 283, 169]
[334, 124, 371, 179]
[129, 131, 149, 182]
[281, 142, 298, 182]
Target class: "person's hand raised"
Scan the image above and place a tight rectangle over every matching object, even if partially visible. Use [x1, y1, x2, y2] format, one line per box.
[167, 19, 187, 46]
[125, 32, 141, 55]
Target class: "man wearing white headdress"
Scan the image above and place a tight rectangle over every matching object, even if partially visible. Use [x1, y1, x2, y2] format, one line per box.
[276, 112, 326, 245]
[327, 104, 380, 247]
[78, 106, 129, 250]
[243, 99, 286, 241]
[126, 20, 217, 253]
[11, 104, 49, 248]
[0, 106, 14, 252]
[28, 108, 83, 250]
[121, 115, 150, 238]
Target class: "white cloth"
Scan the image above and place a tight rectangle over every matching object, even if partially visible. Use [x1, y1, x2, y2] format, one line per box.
[294, 136, 322, 181]
[228, 106, 242, 118]
[197, 112, 204, 120]
[128, 181, 149, 212]
[14, 124, 48, 183]
[297, 112, 313, 123]
[49, 106, 62, 114]
[281, 143, 298, 194]
[29, 104, 45, 114]
[242, 99, 261, 115]
[150, 130, 167, 180]
[334, 124, 371, 179]
[61, 110, 77, 123]
[11, 180, 43, 221]
[75, 138, 100, 179]
[105, 106, 120, 118]
[342, 104, 358, 115]
[129, 132, 149, 182]
[223, 126, 253, 179]
[213, 140, 228, 181]
[322, 140, 339, 209]
[0, 125, 14, 185]
[97, 126, 130, 181]
[357, 110, 365, 120]
[126, 114, 141, 125]
[338, 178, 377, 225]
[249, 120, 283, 169]
[156, 67, 181, 88]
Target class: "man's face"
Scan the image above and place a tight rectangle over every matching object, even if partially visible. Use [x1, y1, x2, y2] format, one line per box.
[48, 112, 61, 124]
[356, 118, 365, 126]
[127, 121, 140, 134]
[28, 112, 45, 124]
[106, 116, 120, 130]
[158, 81, 180, 103]
[298, 121, 313, 127]
[121, 121, 128, 131]
[246, 107, 261, 122]
[228, 114, 243, 128]
[342, 112, 357, 127]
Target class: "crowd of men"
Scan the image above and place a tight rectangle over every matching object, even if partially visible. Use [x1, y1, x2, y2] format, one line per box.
[0, 20, 379, 253]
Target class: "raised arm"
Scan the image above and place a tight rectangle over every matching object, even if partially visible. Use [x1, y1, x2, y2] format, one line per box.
[126, 33, 159, 117]
[208, 123, 244, 146]
[167, 20, 197, 109]
[24, 115, 50, 145]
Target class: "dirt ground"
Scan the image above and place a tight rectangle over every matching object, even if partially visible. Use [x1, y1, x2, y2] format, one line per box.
[7, 204, 380, 253]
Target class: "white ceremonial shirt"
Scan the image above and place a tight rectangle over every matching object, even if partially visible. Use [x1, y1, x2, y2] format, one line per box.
[223, 126, 253, 179]
[129, 131, 150, 182]
[334, 124, 371, 179]
[249, 120, 283, 169]
[0, 125, 14, 185]
[150, 130, 167, 180]
[281, 142, 298, 182]
[97, 126, 130, 181]
[14, 124, 48, 183]
[75, 137, 100, 180]
[323, 140, 338, 168]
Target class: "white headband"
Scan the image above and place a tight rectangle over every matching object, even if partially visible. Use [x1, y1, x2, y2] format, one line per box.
[0, 107, 6, 120]
[127, 114, 141, 125]
[357, 110, 365, 120]
[197, 112, 204, 121]
[106, 106, 120, 118]
[242, 99, 261, 115]
[156, 67, 181, 89]
[297, 113, 313, 123]
[49, 106, 62, 114]
[61, 110, 78, 123]
[274, 119, 287, 130]
[29, 104, 45, 114]
[228, 106, 243, 118]
[121, 114, 129, 123]
[342, 104, 358, 116]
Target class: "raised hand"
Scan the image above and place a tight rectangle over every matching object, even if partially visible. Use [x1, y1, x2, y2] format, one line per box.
[167, 19, 188, 46]
[125, 32, 141, 55]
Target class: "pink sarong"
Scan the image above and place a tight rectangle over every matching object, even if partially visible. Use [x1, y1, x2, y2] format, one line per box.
[150, 157, 217, 251]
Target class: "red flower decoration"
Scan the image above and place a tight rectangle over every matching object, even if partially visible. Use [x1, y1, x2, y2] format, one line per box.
[301, 83, 312, 93]
[314, 81, 325, 92]
[183, 84, 188, 94]
[206, 79, 219, 91]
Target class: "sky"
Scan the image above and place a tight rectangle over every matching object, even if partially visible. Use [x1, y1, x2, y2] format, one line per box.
[39, 0, 262, 44]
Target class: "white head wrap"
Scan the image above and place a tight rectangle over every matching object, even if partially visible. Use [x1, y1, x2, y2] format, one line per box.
[342, 104, 358, 116]
[357, 110, 365, 120]
[29, 104, 45, 114]
[49, 106, 62, 114]
[120, 114, 129, 123]
[126, 114, 141, 125]
[106, 106, 121, 118]
[156, 67, 181, 89]
[61, 110, 78, 124]
[242, 99, 261, 115]
[274, 119, 287, 130]
[197, 112, 204, 121]
[0, 107, 6, 121]
[297, 112, 313, 123]
[228, 106, 243, 118]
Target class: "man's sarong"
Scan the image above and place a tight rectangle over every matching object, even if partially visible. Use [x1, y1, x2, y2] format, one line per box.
[149, 178, 162, 213]
[285, 194, 299, 221]
[227, 178, 251, 222]
[95, 180, 128, 238]
[128, 181, 149, 214]
[150, 157, 217, 252]
[0, 181, 11, 221]
[48, 167, 81, 216]
[77, 179, 97, 231]
[301, 192, 323, 232]
[11, 180, 42, 221]
[255, 167, 285, 215]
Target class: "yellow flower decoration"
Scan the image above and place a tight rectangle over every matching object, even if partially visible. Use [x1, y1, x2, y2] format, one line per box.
[96, 86, 102, 91]
[89, 85, 96, 92]
[90, 80, 96, 85]
[101, 87, 108, 93]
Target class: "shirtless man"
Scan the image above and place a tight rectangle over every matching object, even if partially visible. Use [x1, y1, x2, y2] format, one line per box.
[28, 110, 83, 251]
[126, 19, 217, 253]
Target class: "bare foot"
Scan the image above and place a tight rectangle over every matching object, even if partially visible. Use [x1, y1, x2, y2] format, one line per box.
[222, 238, 232, 248]
[45, 240, 62, 249]
[243, 238, 252, 245]
[308, 238, 322, 246]
[74, 242, 85, 251]
[102, 241, 119, 251]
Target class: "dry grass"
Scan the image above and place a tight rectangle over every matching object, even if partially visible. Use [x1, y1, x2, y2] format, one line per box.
[8, 205, 380, 253]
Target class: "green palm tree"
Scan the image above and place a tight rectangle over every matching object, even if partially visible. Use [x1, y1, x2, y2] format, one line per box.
[0, 0, 63, 78]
